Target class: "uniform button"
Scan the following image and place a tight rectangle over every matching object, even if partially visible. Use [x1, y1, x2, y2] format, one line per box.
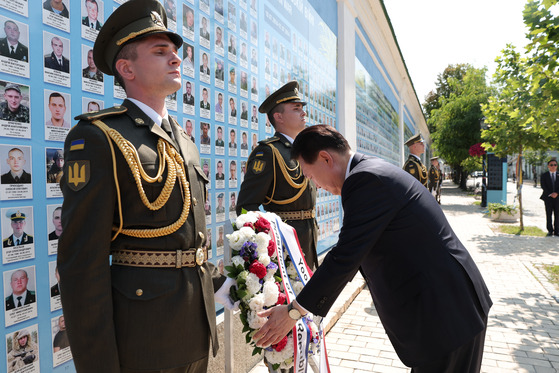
[199, 232, 205, 240]
[192, 197, 197, 205]
[136, 289, 143, 296]
[135, 118, 144, 124]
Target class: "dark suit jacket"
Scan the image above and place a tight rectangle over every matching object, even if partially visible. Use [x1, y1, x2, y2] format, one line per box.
[183, 94, 194, 105]
[5, 291, 36, 310]
[0, 37, 28, 62]
[1, 170, 31, 184]
[51, 283, 60, 297]
[297, 153, 492, 367]
[3, 233, 33, 248]
[43, 0, 69, 18]
[540, 171, 559, 200]
[58, 100, 225, 372]
[44, 52, 70, 73]
[82, 16, 102, 30]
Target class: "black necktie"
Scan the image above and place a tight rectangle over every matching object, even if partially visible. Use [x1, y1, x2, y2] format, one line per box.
[10, 46, 15, 56]
[16, 238, 20, 246]
[14, 176, 20, 183]
[16, 296, 22, 307]
[553, 172, 556, 188]
[161, 118, 173, 138]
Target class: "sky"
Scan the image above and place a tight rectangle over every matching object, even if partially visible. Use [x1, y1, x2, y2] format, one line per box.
[383, 0, 532, 103]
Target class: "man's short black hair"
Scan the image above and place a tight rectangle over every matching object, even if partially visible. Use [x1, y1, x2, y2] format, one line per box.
[291, 124, 350, 164]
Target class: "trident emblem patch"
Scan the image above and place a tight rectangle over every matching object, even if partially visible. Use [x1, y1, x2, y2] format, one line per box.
[66, 160, 90, 191]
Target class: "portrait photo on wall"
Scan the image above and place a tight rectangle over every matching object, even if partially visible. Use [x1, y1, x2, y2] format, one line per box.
[214, 0, 224, 23]
[214, 91, 224, 123]
[215, 192, 225, 222]
[81, 0, 103, 42]
[43, 31, 70, 87]
[0, 81, 31, 139]
[6, 323, 39, 373]
[48, 261, 62, 311]
[199, 15, 210, 49]
[182, 42, 195, 77]
[44, 90, 71, 142]
[215, 57, 225, 89]
[182, 4, 194, 41]
[1, 206, 35, 264]
[0, 144, 33, 200]
[200, 85, 211, 118]
[214, 25, 224, 56]
[227, 1, 236, 32]
[0, 17, 29, 78]
[42, 0, 70, 32]
[183, 118, 195, 143]
[45, 148, 64, 198]
[82, 97, 103, 113]
[51, 314, 72, 367]
[3, 265, 38, 327]
[199, 50, 210, 84]
[164, 0, 177, 31]
[81, 45, 104, 95]
[199, 121, 210, 153]
[215, 158, 225, 189]
[46, 204, 62, 255]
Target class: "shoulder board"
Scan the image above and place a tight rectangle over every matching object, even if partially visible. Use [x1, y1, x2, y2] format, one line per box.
[74, 105, 127, 122]
[259, 136, 280, 145]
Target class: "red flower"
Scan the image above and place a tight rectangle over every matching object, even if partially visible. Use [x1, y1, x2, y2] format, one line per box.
[276, 292, 287, 305]
[254, 217, 271, 233]
[273, 336, 288, 352]
[267, 240, 276, 256]
[469, 143, 486, 157]
[249, 261, 267, 279]
[243, 222, 254, 229]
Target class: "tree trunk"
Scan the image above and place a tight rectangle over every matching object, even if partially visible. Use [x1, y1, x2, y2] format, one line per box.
[517, 152, 524, 230]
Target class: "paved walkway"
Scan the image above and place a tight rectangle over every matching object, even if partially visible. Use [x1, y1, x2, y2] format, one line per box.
[251, 179, 559, 372]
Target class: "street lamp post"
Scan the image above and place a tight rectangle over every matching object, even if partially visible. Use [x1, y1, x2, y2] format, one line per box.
[480, 117, 488, 208]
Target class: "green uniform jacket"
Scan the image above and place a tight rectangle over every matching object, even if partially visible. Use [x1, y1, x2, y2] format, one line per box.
[428, 165, 441, 192]
[403, 154, 428, 187]
[58, 100, 225, 372]
[236, 132, 318, 269]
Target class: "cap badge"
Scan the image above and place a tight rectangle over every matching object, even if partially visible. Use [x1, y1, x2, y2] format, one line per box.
[150, 11, 164, 27]
[294, 87, 298, 95]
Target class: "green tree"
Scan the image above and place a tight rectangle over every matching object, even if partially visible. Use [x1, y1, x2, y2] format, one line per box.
[482, 46, 544, 230]
[428, 65, 492, 189]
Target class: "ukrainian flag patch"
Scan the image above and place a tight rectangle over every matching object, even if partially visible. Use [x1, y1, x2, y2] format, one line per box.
[70, 139, 85, 151]
[255, 151, 264, 157]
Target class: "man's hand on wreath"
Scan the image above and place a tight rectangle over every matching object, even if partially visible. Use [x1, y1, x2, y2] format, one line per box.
[253, 305, 296, 347]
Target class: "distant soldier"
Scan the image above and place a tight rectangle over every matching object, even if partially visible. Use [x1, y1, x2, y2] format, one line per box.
[428, 156, 442, 204]
[403, 134, 427, 187]
[0, 84, 29, 123]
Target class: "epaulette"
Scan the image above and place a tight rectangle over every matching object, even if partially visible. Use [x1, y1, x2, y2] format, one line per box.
[259, 136, 280, 145]
[74, 105, 127, 122]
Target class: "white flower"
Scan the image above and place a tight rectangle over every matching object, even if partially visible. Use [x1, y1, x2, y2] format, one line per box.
[236, 212, 259, 228]
[263, 268, 276, 282]
[248, 293, 266, 311]
[292, 280, 304, 295]
[258, 253, 271, 266]
[227, 226, 256, 250]
[265, 334, 295, 365]
[246, 272, 262, 296]
[254, 232, 271, 255]
[248, 310, 268, 329]
[262, 280, 279, 307]
[231, 255, 245, 267]
[286, 261, 298, 278]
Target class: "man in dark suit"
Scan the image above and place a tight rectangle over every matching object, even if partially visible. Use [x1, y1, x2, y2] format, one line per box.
[0, 20, 28, 62]
[1, 147, 31, 184]
[5, 269, 36, 310]
[255, 125, 492, 373]
[82, 0, 102, 30]
[57, 2, 233, 372]
[540, 159, 559, 236]
[44, 36, 70, 73]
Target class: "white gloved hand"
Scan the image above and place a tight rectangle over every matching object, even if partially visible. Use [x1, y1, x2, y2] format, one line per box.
[214, 277, 240, 311]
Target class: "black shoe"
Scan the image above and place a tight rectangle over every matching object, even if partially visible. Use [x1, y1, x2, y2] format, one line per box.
[547, 233, 553, 236]
[554, 234, 559, 237]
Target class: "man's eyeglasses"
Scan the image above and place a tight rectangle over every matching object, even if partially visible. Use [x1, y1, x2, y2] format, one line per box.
[549, 164, 557, 167]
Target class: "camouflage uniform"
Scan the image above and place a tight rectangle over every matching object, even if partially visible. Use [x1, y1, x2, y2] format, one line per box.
[0, 101, 29, 123]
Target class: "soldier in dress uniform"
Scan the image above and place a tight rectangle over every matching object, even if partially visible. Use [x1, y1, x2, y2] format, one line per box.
[237, 81, 318, 272]
[428, 156, 442, 204]
[57, 1, 233, 372]
[403, 133, 428, 187]
[0, 20, 28, 62]
[3, 211, 33, 248]
[0, 84, 29, 123]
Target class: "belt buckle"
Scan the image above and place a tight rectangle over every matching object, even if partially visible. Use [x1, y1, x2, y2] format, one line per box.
[195, 248, 205, 266]
[176, 249, 182, 268]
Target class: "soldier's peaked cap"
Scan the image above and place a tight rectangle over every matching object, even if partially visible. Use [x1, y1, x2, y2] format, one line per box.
[405, 133, 423, 147]
[93, 0, 182, 76]
[258, 81, 306, 114]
